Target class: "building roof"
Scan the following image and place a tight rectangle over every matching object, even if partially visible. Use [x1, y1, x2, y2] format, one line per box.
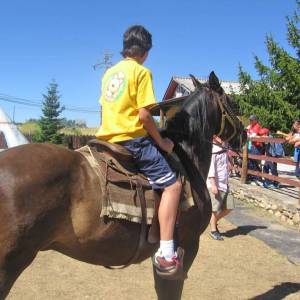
[163, 76, 241, 100]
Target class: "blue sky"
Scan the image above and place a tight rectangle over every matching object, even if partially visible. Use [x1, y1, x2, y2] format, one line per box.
[0, 0, 296, 127]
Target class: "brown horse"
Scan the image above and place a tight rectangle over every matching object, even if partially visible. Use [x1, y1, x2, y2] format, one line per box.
[0, 72, 245, 300]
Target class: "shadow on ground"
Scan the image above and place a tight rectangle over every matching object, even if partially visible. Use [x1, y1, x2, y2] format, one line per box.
[222, 225, 267, 237]
[249, 282, 300, 300]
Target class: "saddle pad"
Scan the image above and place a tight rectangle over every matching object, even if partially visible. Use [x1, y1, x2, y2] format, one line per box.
[77, 145, 194, 224]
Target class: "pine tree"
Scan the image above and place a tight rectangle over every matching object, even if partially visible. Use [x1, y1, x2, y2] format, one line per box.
[235, 0, 300, 132]
[34, 81, 65, 144]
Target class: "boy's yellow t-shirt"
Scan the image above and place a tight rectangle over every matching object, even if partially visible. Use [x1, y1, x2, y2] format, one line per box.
[96, 58, 156, 143]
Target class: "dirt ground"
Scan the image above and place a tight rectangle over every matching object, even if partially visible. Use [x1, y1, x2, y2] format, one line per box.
[7, 220, 300, 300]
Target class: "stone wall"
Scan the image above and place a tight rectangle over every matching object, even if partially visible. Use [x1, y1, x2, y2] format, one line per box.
[229, 178, 300, 231]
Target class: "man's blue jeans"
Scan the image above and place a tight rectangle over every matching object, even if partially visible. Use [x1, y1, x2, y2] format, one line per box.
[263, 160, 278, 185]
[248, 145, 263, 180]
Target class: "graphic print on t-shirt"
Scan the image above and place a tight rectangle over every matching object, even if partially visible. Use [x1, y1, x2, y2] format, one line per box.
[104, 72, 126, 102]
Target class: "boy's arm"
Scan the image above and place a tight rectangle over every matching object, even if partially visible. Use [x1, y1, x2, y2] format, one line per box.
[139, 107, 174, 154]
[209, 177, 218, 195]
[208, 154, 218, 195]
[285, 133, 294, 143]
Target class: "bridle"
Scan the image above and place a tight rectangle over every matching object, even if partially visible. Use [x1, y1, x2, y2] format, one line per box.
[214, 93, 243, 148]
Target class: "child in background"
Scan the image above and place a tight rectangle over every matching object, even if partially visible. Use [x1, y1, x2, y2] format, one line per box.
[207, 136, 235, 240]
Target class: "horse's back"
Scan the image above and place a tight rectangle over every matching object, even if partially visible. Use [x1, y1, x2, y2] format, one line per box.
[0, 143, 79, 175]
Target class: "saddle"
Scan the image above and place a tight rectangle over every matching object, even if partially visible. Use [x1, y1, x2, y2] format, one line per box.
[77, 139, 193, 269]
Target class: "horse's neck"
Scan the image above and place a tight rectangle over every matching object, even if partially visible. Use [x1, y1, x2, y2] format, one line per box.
[173, 142, 212, 212]
[174, 142, 212, 180]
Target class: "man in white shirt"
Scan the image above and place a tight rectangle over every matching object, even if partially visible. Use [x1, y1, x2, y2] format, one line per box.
[207, 136, 235, 240]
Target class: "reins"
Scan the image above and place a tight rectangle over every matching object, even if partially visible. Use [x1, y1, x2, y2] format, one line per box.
[210, 141, 242, 158]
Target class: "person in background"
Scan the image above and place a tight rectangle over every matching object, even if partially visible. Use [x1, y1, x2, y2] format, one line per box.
[286, 120, 300, 179]
[260, 128, 285, 188]
[207, 136, 235, 241]
[96, 25, 182, 274]
[246, 114, 263, 181]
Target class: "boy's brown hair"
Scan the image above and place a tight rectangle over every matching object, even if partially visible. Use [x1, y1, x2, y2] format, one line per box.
[121, 25, 152, 58]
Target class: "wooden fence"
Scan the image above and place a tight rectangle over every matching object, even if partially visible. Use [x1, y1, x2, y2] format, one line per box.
[63, 135, 95, 149]
[230, 136, 300, 204]
[24, 133, 95, 150]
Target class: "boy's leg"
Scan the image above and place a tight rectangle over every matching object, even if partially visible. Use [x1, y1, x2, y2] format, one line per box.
[216, 191, 234, 223]
[158, 179, 182, 260]
[209, 192, 223, 240]
[210, 211, 218, 232]
[122, 137, 183, 269]
[159, 179, 182, 241]
[216, 208, 232, 222]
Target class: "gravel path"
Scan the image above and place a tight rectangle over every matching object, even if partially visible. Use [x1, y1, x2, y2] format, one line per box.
[7, 210, 300, 300]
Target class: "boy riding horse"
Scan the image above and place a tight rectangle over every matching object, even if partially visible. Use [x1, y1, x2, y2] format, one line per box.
[96, 25, 183, 274]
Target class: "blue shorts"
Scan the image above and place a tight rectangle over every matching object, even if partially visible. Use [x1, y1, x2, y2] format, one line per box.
[120, 136, 176, 190]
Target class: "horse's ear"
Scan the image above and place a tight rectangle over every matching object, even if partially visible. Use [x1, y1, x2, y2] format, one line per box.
[189, 74, 202, 89]
[208, 71, 223, 94]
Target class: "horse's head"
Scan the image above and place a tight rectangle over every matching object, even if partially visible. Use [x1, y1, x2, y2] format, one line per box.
[190, 71, 246, 151]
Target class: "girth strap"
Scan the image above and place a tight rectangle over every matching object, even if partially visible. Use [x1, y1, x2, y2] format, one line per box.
[104, 178, 148, 269]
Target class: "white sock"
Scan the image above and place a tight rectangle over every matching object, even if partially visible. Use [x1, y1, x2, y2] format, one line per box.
[160, 240, 175, 261]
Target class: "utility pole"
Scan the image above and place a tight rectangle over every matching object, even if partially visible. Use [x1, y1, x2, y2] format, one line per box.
[93, 51, 113, 71]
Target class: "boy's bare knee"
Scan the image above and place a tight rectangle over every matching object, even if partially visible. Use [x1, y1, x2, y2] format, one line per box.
[166, 180, 182, 194]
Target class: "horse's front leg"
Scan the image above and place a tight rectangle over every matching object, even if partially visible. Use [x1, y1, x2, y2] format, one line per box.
[152, 204, 209, 300]
[152, 235, 200, 300]
[153, 269, 185, 300]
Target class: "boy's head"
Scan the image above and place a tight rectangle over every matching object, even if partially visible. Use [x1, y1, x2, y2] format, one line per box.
[122, 25, 152, 59]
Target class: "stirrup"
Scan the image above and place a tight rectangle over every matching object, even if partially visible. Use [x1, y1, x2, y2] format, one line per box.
[153, 247, 187, 280]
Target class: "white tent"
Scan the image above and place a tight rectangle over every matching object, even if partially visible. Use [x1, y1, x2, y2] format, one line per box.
[0, 107, 28, 150]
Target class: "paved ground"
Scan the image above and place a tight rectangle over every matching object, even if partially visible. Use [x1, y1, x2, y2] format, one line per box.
[226, 200, 300, 265]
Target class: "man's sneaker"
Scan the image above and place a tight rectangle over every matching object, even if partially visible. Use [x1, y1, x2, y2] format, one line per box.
[263, 182, 270, 188]
[209, 231, 224, 241]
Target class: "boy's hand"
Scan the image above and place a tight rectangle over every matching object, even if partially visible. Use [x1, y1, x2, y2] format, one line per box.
[211, 185, 218, 195]
[158, 137, 174, 154]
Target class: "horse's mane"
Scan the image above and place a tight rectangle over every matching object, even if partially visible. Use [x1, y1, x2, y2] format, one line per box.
[165, 87, 212, 155]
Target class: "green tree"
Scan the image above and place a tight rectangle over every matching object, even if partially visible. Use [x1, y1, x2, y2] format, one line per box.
[33, 81, 65, 143]
[235, 0, 300, 132]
